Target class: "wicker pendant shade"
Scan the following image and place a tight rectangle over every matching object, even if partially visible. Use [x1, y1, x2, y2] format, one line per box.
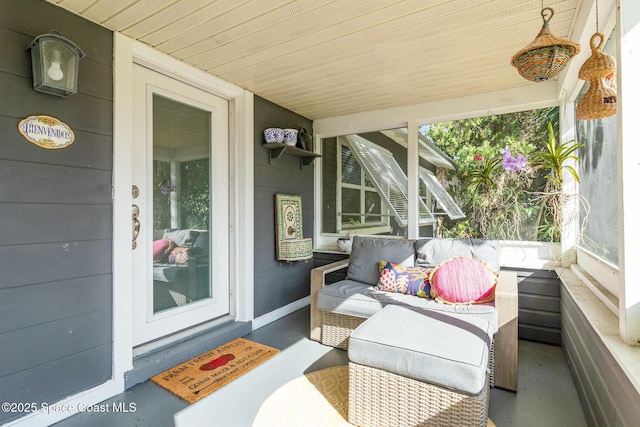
[511, 7, 580, 82]
[576, 33, 617, 120]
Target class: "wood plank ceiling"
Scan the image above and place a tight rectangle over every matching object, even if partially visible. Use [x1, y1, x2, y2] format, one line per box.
[46, 0, 581, 120]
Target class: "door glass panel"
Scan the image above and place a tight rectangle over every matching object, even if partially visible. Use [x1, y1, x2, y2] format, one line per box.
[152, 94, 211, 313]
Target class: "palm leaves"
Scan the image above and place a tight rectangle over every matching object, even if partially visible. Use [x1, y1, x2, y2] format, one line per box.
[465, 157, 501, 193]
[529, 122, 583, 187]
[528, 122, 583, 242]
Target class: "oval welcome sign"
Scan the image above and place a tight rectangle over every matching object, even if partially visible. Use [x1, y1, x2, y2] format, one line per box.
[18, 115, 75, 149]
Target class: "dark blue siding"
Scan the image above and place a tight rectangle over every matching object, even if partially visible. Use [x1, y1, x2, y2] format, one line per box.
[0, 0, 113, 423]
[253, 97, 314, 317]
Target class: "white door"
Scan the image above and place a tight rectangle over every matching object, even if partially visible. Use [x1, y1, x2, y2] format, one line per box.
[132, 64, 229, 346]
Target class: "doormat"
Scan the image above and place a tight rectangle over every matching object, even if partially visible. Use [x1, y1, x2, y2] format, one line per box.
[151, 337, 280, 403]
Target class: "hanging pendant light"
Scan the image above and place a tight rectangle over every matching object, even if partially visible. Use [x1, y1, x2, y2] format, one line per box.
[511, 7, 580, 82]
[576, 0, 616, 120]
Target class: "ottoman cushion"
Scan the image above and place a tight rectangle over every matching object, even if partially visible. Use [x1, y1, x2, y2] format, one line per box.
[348, 304, 491, 395]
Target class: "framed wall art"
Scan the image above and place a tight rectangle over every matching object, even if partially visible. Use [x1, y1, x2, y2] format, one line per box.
[274, 193, 313, 261]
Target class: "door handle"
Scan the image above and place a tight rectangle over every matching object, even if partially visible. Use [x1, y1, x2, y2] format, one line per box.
[132, 204, 140, 249]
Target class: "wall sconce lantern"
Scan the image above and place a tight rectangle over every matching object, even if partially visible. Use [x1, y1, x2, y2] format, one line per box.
[27, 31, 84, 97]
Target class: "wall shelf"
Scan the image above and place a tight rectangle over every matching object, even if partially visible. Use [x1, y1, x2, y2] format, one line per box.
[263, 143, 321, 169]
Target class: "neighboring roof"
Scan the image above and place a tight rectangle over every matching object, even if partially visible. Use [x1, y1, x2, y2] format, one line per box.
[379, 128, 456, 170]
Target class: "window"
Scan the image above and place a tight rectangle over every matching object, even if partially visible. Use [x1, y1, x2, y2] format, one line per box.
[575, 29, 618, 267]
[321, 128, 462, 246]
[322, 129, 410, 238]
[342, 134, 435, 228]
[339, 142, 388, 229]
[153, 158, 210, 232]
[571, 28, 620, 312]
[576, 115, 618, 266]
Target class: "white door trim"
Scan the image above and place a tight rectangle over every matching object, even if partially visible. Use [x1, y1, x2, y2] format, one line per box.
[112, 32, 254, 390]
[131, 65, 230, 345]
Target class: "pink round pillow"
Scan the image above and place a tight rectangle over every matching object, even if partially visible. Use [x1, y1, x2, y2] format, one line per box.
[153, 239, 174, 262]
[429, 257, 497, 305]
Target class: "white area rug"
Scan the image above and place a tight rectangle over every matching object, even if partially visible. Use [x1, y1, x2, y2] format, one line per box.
[253, 366, 350, 427]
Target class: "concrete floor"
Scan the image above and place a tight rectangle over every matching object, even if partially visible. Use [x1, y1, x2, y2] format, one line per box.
[54, 306, 587, 427]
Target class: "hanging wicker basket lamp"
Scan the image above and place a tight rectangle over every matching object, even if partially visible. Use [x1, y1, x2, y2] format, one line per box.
[511, 7, 580, 82]
[576, 32, 617, 120]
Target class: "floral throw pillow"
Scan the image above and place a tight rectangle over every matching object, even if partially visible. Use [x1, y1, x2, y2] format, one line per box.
[168, 247, 190, 265]
[375, 261, 431, 298]
[429, 257, 497, 305]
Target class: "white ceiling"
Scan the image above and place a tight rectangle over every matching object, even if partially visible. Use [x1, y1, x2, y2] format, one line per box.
[47, 0, 582, 120]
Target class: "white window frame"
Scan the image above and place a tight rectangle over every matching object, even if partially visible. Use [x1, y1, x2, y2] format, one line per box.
[316, 132, 462, 248]
[563, 10, 621, 319]
[337, 140, 391, 234]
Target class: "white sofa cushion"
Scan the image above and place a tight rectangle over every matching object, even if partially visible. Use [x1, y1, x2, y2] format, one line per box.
[317, 279, 498, 335]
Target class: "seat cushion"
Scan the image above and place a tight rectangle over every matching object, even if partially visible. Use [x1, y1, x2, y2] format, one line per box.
[317, 280, 384, 318]
[346, 236, 416, 286]
[317, 280, 498, 335]
[348, 305, 491, 395]
[153, 264, 190, 283]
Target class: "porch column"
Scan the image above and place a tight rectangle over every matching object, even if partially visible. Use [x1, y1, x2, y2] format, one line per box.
[617, 0, 640, 345]
[559, 99, 579, 267]
[407, 121, 420, 239]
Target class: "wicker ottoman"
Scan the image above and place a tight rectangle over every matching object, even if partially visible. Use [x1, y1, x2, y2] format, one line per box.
[348, 305, 492, 427]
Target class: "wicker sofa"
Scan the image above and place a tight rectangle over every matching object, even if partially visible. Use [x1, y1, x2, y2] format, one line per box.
[310, 236, 519, 391]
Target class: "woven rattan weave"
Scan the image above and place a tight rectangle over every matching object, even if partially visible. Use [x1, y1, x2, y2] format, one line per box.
[511, 7, 580, 82]
[320, 312, 366, 349]
[349, 362, 490, 427]
[576, 32, 617, 120]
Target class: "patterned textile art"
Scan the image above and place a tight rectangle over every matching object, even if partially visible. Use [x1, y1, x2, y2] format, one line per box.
[274, 193, 313, 261]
